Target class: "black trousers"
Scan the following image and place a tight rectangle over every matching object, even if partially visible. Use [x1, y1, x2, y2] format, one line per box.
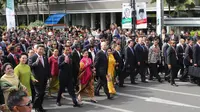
[0, 87, 4, 105]
[116, 69, 124, 86]
[170, 67, 178, 84]
[57, 80, 77, 104]
[138, 63, 146, 82]
[181, 65, 190, 80]
[164, 64, 170, 77]
[95, 75, 110, 97]
[124, 66, 136, 83]
[30, 81, 35, 103]
[33, 81, 47, 109]
[73, 69, 79, 89]
[149, 63, 161, 80]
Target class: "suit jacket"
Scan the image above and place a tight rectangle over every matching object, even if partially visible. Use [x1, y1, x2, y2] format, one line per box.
[193, 44, 200, 66]
[176, 44, 185, 64]
[159, 34, 169, 49]
[162, 43, 170, 62]
[28, 54, 50, 85]
[20, 43, 29, 53]
[167, 46, 178, 67]
[7, 54, 18, 68]
[113, 50, 124, 70]
[58, 54, 73, 83]
[94, 50, 108, 76]
[184, 44, 193, 66]
[71, 50, 81, 73]
[170, 34, 179, 43]
[124, 47, 137, 70]
[134, 44, 145, 64]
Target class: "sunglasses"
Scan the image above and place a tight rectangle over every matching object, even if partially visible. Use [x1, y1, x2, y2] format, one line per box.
[17, 100, 32, 107]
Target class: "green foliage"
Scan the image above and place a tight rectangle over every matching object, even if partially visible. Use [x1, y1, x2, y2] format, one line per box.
[27, 20, 44, 29]
[18, 24, 27, 29]
[190, 31, 200, 36]
[0, 25, 7, 31]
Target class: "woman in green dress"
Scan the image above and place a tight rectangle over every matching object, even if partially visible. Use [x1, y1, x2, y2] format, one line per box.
[14, 53, 38, 98]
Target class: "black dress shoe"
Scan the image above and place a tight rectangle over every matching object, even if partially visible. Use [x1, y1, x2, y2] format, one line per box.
[158, 79, 163, 83]
[56, 102, 61, 106]
[131, 82, 138, 85]
[35, 109, 45, 112]
[95, 93, 100, 96]
[40, 108, 47, 112]
[107, 96, 114, 100]
[90, 99, 98, 103]
[73, 103, 81, 107]
[119, 85, 126, 88]
[142, 81, 148, 83]
[171, 83, 178, 87]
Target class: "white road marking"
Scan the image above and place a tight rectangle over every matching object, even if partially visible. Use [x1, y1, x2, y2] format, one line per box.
[125, 84, 200, 98]
[62, 97, 133, 112]
[44, 104, 73, 109]
[117, 92, 200, 109]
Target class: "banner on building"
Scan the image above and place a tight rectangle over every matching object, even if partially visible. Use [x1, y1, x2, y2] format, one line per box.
[6, 0, 15, 30]
[122, 3, 132, 29]
[136, 2, 147, 29]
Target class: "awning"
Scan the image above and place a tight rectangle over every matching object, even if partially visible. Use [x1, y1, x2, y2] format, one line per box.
[45, 13, 66, 24]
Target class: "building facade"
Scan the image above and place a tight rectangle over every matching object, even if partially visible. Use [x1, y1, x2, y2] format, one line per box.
[0, 0, 200, 29]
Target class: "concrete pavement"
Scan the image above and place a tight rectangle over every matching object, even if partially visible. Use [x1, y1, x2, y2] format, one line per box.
[41, 80, 200, 112]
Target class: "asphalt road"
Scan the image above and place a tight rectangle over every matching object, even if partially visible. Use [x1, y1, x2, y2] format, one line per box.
[37, 78, 200, 112]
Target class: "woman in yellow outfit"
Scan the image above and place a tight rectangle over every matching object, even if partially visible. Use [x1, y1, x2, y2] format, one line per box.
[107, 47, 116, 95]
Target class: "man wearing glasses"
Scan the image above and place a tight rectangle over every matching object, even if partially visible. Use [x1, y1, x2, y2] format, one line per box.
[7, 90, 32, 112]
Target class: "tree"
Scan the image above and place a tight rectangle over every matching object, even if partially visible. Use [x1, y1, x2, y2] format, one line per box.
[151, 0, 195, 16]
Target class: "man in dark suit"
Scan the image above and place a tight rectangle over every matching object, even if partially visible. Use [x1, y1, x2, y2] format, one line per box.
[167, 40, 179, 86]
[169, 29, 179, 43]
[181, 39, 193, 81]
[176, 39, 185, 78]
[193, 36, 200, 85]
[113, 44, 124, 87]
[134, 37, 148, 83]
[19, 37, 29, 53]
[88, 44, 96, 62]
[159, 28, 169, 48]
[56, 45, 80, 107]
[162, 38, 171, 80]
[28, 44, 50, 112]
[71, 44, 81, 90]
[94, 42, 112, 99]
[124, 40, 137, 84]
[7, 46, 18, 68]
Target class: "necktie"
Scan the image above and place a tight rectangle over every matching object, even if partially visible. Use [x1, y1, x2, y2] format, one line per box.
[65, 55, 70, 64]
[130, 47, 134, 55]
[118, 51, 121, 57]
[39, 57, 44, 67]
[14, 55, 19, 64]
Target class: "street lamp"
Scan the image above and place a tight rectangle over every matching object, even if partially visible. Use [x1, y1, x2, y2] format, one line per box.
[130, 0, 136, 35]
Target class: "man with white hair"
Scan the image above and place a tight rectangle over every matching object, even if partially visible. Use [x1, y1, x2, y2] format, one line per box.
[94, 42, 112, 99]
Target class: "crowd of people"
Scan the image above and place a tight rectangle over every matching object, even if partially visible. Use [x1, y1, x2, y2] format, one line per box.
[0, 23, 199, 112]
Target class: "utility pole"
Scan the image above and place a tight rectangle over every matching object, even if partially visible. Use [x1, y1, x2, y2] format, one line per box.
[130, 0, 136, 35]
[156, 0, 164, 35]
[64, 0, 67, 24]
